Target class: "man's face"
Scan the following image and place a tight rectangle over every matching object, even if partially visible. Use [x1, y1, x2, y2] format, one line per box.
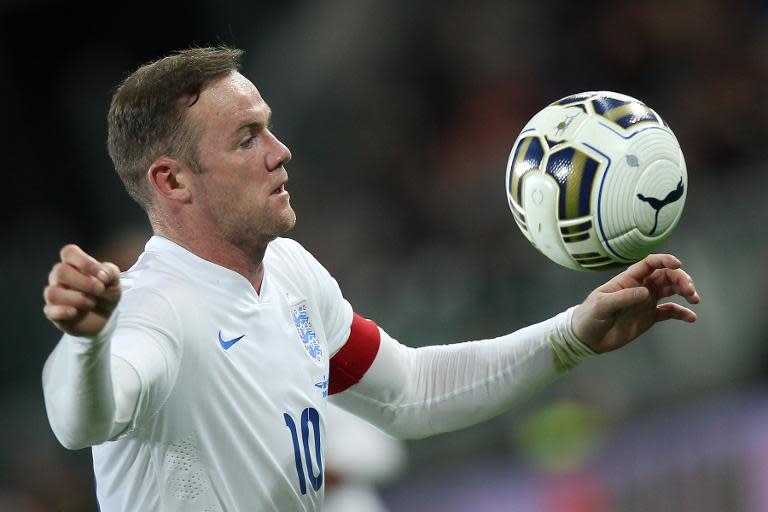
[185, 71, 295, 246]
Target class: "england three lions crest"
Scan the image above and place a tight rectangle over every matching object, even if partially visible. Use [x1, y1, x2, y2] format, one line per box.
[291, 301, 324, 364]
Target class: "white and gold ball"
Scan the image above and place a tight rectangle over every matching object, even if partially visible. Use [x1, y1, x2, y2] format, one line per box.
[505, 91, 687, 271]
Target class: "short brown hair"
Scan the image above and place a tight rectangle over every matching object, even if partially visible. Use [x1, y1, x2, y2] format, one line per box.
[107, 46, 244, 209]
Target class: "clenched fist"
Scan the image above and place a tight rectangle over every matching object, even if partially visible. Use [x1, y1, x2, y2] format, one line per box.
[43, 244, 121, 338]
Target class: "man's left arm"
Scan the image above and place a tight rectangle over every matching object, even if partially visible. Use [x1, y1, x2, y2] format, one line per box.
[329, 254, 699, 439]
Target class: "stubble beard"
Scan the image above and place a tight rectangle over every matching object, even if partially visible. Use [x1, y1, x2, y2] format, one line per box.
[228, 202, 297, 249]
[268, 205, 297, 239]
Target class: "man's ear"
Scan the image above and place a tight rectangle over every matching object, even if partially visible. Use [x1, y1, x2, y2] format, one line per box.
[147, 157, 193, 204]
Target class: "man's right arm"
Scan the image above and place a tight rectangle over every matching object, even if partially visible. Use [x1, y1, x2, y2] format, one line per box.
[42, 314, 142, 449]
[41, 244, 142, 449]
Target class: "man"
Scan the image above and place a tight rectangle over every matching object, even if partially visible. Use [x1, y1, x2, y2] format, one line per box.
[42, 47, 699, 511]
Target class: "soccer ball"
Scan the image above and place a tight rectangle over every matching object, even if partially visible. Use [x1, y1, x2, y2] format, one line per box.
[505, 91, 687, 271]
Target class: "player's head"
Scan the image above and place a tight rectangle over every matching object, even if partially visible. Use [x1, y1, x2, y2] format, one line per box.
[107, 46, 295, 245]
[108, 46, 242, 210]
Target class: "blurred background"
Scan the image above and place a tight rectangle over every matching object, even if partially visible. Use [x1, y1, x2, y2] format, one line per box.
[2, 0, 767, 510]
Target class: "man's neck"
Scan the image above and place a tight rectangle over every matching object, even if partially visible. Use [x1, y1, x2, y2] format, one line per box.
[150, 216, 268, 294]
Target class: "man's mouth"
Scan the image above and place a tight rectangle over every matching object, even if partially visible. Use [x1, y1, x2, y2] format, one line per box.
[272, 184, 286, 195]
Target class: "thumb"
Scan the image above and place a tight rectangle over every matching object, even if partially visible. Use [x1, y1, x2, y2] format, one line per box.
[598, 286, 650, 313]
[99, 262, 121, 286]
[94, 262, 122, 306]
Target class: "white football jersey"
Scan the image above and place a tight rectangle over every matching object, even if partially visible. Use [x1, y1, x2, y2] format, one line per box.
[92, 235, 353, 511]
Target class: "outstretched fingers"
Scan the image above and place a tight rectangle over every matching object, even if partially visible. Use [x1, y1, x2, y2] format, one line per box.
[656, 302, 697, 323]
[594, 286, 650, 317]
[644, 267, 700, 304]
[621, 254, 682, 284]
[572, 253, 700, 353]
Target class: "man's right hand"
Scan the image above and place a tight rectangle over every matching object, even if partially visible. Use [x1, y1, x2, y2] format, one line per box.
[44, 244, 122, 338]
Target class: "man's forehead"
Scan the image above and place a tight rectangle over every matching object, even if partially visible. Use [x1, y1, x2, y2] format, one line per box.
[223, 71, 262, 99]
[192, 72, 270, 122]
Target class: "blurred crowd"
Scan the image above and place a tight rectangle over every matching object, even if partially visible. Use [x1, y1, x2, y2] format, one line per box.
[2, 0, 767, 509]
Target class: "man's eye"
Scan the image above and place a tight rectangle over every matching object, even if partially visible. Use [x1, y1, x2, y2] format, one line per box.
[240, 136, 256, 148]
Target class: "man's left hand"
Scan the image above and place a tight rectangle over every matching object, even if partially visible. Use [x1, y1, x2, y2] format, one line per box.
[572, 253, 700, 354]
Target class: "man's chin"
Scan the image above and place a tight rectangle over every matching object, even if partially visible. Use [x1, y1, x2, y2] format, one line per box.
[269, 210, 297, 238]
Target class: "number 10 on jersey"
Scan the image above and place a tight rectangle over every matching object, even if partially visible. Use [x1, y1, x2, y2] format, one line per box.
[284, 408, 323, 494]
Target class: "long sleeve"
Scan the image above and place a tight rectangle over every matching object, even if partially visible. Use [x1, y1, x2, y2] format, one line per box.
[42, 313, 141, 450]
[42, 287, 182, 450]
[330, 308, 596, 439]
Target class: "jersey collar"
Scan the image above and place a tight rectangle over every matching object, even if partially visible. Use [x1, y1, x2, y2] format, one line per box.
[143, 235, 270, 302]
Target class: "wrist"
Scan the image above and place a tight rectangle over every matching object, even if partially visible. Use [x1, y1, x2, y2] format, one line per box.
[550, 307, 598, 372]
[90, 309, 119, 343]
[66, 309, 119, 348]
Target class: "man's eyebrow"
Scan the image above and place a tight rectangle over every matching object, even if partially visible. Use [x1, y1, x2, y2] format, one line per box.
[233, 109, 273, 136]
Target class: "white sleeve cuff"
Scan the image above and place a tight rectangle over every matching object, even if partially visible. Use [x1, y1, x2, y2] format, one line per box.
[61, 309, 119, 351]
[550, 306, 597, 372]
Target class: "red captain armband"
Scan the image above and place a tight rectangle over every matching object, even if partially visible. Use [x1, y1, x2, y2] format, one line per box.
[328, 313, 381, 395]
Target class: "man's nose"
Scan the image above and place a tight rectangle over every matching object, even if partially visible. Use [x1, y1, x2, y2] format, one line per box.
[265, 130, 292, 171]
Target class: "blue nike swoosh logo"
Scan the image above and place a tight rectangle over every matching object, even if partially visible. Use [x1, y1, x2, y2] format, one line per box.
[218, 331, 246, 350]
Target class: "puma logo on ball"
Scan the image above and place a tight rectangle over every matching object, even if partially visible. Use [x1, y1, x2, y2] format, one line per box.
[637, 177, 684, 235]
